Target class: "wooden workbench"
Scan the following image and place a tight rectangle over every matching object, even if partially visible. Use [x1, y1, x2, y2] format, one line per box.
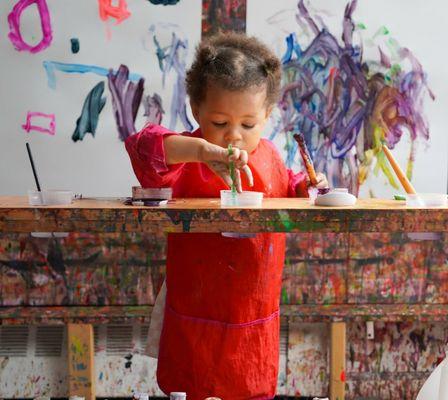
[1, 196, 447, 234]
[1, 196, 447, 400]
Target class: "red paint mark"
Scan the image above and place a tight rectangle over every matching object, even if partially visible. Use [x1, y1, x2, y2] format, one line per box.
[340, 369, 346, 382]
[8, 0, 53, 53]
[98, 0, 131, 24]
[22, 111, 56, 135]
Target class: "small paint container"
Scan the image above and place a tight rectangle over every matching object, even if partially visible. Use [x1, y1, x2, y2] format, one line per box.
[28, 190, 73, 206]
[406, 193, 447, 207]
[220, 190, 263, 207]
[170, 392, 187, 400]
[132, 186, 172, 200]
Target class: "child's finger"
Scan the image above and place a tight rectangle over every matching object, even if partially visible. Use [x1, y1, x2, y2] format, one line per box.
[228, 146, 241, 161]
[221, 172, 233, 188]
[235, 169, 243, 193]
[315, 173, 328, 189]
[242, 165, 254, 187]
[235, 149, 248, 168]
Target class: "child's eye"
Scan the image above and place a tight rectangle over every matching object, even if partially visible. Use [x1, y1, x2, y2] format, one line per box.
[242, 124, 255, 129]
[212, 122, 227, 127]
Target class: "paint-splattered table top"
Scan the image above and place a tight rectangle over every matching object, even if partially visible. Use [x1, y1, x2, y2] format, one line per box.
[0, 196, 447, 233]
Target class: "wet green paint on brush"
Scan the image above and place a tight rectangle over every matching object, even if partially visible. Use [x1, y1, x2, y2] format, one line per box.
[228, 144, 237, 196]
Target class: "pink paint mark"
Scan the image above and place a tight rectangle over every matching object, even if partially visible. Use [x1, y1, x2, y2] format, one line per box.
[98, 0, 131, 24]
[22, 112, 56, 135]
[7, 0, 53, 53]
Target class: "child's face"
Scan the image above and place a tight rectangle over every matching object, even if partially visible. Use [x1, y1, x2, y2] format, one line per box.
[191, 83, 272, 153]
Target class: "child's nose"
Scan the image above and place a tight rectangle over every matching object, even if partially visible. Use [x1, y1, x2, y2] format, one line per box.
[224, 127, 242, 144]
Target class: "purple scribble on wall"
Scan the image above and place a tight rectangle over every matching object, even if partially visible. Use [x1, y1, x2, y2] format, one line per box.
[7, 0, 53, 53]
[274, 0, 434, 195]
[152, 27, 193, 131]
[143, 93, 165, 125]
[72, 82, 107, 142]
[108, 65, 144, 142]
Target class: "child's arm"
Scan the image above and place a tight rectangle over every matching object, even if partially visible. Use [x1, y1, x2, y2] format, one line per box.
[125, 124, 252, 191]
[125, 124, 186, 188]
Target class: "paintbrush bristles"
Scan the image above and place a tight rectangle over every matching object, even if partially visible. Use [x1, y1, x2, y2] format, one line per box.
[382, 144, 417, 194]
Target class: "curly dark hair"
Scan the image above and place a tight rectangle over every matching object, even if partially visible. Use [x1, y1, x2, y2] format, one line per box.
[186, 32, 281, 107]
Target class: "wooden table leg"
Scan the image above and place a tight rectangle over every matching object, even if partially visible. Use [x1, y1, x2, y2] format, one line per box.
[68, 323, 95, 400]
[330, 322, 346, 400]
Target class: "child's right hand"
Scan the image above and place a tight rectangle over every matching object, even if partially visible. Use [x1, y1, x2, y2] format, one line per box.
[200, 141, 254, 192]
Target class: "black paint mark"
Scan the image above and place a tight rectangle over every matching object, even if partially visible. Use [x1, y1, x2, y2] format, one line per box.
[148, 0, 180, 5]
[70, 38, 80, 54]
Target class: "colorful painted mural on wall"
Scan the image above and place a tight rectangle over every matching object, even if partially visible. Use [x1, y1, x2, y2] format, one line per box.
[270, 0, 434, 195]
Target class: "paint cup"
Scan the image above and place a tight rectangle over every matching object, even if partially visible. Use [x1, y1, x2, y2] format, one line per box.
[406, 193, 447, 207]
[28, 189, 44, 205]
[28, 189, 73, 206]
[220, 190, 263, 207]
[170, 393, 187, 400]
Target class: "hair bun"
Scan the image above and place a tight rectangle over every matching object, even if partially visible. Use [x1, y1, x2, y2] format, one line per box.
[199, 45, 218, 65]
[263, 56, 280, 75]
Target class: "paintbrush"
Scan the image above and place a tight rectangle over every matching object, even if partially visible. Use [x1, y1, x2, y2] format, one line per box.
[227, 144, 237, 199]
[293, 133, 318, 186]
[382, 144, 417, 194]
[293, 133, 331, 196]
[26, 142, 42, 192]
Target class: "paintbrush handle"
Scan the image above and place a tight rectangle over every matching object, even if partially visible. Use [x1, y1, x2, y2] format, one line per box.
[382, 144, 416, 194]
[293, 134, 318, 186]
[26, 142, 41, 192]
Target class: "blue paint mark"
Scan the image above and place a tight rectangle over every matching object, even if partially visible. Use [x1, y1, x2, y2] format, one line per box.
[70, 38, 80, 53]
[43, 61, 143, 89]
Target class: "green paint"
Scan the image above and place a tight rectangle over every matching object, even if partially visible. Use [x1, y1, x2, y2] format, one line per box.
[71, 336, 85, 355]
[267, 210, 327, 232]
[356, 22, 366, 30]
[394, 194, 406, 201]
[227, 144, 237, 199]
[281, 287, 289, 304]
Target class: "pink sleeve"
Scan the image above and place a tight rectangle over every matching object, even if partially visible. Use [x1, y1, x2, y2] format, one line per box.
[125, 124, 185, 188]
[287, 169, 309, 198]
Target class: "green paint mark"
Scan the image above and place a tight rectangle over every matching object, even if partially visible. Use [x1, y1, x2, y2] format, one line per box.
[356, 22, 366, 30]
[71, 336, 85, 355]
[281, 287, 289, 304]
